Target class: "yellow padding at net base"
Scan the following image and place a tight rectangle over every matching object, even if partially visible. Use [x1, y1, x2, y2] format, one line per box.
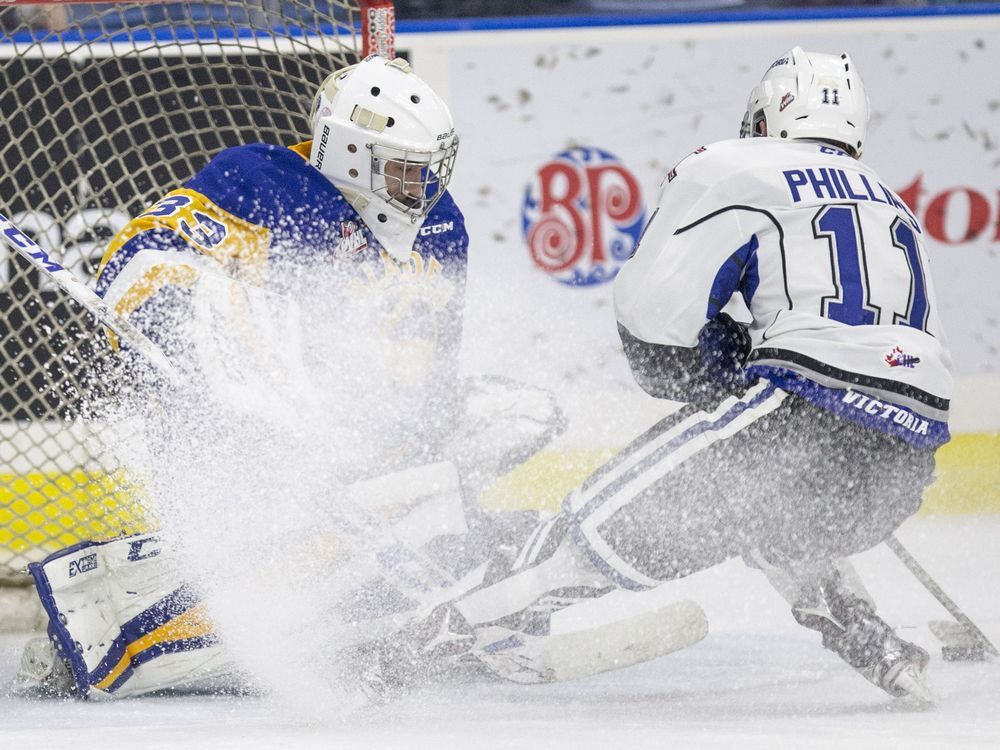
[480, 433, 1000, 516]
[1, 434, 997, 563]
[0, 470, 154, 561]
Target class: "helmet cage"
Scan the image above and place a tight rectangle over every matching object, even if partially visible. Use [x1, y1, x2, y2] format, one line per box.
[307, 56, 460, 260]
[739, 104, 768, 139]
[369, 139, 459, 220]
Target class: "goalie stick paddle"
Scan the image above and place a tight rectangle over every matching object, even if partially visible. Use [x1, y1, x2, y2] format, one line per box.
[0, 211, 180, 383]
[542, 599, 708, 682]
[472, 599, 708, 685]
[886, 534, 998, 658]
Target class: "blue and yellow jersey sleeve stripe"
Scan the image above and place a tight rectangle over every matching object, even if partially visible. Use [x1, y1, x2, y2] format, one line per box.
[96, 186, 271, 321]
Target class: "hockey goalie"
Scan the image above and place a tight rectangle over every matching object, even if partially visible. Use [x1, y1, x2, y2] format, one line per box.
[13, 55, 706, 702]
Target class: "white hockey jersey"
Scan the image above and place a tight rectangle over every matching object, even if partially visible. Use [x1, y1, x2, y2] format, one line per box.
[614, 138, 953, 448]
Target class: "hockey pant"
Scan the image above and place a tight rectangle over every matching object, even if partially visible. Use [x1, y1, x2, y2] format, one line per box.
[456, 380, 935, 628]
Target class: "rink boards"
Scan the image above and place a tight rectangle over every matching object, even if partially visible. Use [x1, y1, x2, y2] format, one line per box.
[2, 402, 997, 576]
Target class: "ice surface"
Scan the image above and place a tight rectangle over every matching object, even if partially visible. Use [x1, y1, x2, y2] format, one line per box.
[3, 515, 998, 749]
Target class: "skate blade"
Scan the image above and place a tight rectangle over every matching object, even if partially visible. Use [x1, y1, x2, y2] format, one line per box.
[892, 664, 934, 705]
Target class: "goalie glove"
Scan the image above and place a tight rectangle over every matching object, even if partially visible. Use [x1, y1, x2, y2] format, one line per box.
[443, 376, 566, 503]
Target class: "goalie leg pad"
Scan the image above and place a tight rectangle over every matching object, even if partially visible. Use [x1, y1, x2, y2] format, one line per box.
[28, 534, 241, 700]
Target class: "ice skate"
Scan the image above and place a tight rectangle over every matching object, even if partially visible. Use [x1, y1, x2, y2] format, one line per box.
[340, 604, 479, 701]
[9, 637, 75, 699]
[794, 584, 932, 701]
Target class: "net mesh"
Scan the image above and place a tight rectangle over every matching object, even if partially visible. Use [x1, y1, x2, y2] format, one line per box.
[0, 0, 377, 596]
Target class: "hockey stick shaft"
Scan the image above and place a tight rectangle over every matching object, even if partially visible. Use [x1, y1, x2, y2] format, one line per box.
[0, 211, 180, 383]
[887, 533, 998, 656]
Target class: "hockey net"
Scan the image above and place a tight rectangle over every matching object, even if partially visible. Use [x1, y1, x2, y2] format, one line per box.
[0, 0, 394, 630]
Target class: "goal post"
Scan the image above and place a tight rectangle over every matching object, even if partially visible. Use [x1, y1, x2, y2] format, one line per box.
[0, 0, 395, 627]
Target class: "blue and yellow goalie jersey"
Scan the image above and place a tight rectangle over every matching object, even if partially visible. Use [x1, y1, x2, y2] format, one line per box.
[97, 140, 468, 389]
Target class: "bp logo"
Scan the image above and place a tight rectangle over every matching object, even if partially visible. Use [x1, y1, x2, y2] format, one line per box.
[522, 147, 645, 286]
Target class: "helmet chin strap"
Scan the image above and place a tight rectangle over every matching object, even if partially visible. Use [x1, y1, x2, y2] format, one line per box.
[336, 184, 421, 263]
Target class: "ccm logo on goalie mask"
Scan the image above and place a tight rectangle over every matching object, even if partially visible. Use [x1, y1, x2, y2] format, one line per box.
[68, 553, 98, 578]
[419, 220, 454, 236]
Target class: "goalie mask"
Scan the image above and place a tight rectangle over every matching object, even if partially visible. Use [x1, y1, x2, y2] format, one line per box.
[740, 47, 870, 158]
[309, 55, 459, 261]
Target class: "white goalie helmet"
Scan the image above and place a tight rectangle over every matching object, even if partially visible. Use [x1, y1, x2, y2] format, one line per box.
[309, 55, 459, 260]
[740, 47, 870, 158]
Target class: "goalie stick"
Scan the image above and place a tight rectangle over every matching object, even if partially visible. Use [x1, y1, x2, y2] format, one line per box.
[0, 211, 709, 687]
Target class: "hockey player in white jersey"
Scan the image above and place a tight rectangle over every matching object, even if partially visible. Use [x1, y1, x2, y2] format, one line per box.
[401, 47, 949, 700]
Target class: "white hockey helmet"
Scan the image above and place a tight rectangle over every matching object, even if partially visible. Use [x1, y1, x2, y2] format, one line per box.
[309, 55, 459, 260]
[740, 47, 870, 158]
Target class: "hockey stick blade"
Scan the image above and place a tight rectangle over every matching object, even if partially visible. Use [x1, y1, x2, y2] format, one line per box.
[929, 620, 991, 662]
[545, 599, 708, 681]
[887, 534, 998, 659]
[475, 599, 708, 684]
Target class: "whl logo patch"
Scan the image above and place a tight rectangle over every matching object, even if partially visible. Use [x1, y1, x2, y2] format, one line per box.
[335, 221, 368, 258]
[885, 346, 920, 368]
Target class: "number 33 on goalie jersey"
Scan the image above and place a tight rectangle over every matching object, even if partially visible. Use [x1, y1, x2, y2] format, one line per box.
[614, 138, 953, 447]
[94, 141, 469, 366]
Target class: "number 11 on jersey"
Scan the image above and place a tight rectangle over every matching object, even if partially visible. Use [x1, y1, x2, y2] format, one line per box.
[812, 204, 930, 333]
